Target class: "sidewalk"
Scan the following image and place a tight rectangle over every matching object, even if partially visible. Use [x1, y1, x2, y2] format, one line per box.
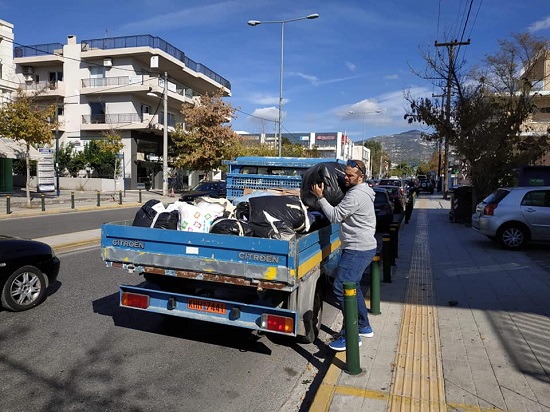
[0, 188, 175, 220]
[310, 196, 550, 412]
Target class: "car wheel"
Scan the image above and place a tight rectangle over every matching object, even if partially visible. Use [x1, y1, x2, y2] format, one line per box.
[498, 224, 528, 250]
[1, 266, 48, 311]
[297, 285, 324, 344]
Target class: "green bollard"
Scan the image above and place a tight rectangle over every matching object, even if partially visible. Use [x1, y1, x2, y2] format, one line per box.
[369, 254, 381, 315]
[71, 192, 75, 209]
[343, 282, 362, 375]
[41, 194, 45, 211]
[6, 196, 11, 214]
[382, 234, 392, 283]
[118, 190, 123, 205]
[139, 189, 142, 203]
[97, 191, 101, 207]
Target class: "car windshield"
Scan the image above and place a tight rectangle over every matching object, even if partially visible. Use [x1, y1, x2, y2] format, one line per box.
[374, 191, 389, 205]
[483, 189, 510, 204]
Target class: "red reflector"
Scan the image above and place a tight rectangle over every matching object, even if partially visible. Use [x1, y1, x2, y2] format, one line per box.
[261, 314, 294, 334]
[121, 292, 149, 309]
[484, 204, 497, 216]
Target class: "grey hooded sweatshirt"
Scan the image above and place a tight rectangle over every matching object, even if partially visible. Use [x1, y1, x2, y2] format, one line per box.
[317, 183, 377, 251]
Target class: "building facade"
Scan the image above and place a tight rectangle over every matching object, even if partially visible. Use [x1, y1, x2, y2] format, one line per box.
[9, 32, 230, 190]
[239, 131, 356, 160]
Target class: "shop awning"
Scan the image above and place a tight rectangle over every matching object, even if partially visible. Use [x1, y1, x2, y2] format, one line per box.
[0, 138, 40, 160]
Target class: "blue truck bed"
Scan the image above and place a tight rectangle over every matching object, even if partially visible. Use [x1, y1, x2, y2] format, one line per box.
[101, 221, 341, 290]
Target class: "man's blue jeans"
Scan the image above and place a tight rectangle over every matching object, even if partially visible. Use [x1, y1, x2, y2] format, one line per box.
[333, 248, 377, 329]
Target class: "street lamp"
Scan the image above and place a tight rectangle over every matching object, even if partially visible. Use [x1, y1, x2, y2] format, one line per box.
[349, 110, 381, 178]
[148, 72, 169, 196]
[248, 13, 319, 157]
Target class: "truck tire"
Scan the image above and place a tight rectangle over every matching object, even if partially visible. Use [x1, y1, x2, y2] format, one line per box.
[297, 286, 323, 344]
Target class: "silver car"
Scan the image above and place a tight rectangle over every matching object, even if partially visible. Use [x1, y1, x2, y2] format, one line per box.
[471, 186, 550, 250]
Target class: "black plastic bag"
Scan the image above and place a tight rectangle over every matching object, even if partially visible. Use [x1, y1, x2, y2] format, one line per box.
[132, 199, 163, 227]
[300, 162, 347, 210]
[210, 218, 253, 237]
[153, 210, 179, 230]
[247, 195, 309, 239]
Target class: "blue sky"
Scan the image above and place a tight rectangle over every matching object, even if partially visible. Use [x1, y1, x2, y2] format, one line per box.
[2, 1, 549, 141]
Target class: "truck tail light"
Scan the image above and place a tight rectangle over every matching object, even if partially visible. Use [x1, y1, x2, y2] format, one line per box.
[261, 314, 294, 334]
[483, 204, 497, 216]
[121, 291, 149, 309]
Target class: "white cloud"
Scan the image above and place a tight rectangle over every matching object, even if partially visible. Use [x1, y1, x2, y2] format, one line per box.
[295, 72, 320, 86]
[384, 74, 399, 80]
[250, 107, 278, 122]
[528, 16, 550, 32]
[118, 1, 242, 32]
[249, 94, 288, 106]
[346, 61, 356, 72]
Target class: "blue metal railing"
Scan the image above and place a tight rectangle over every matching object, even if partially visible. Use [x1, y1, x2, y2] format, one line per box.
[14, 43, 64, 57]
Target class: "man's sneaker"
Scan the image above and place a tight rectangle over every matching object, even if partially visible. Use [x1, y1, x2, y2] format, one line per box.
[328, 335, 362, 351]
[340, 326, 374, 338]
[359, 325, 374, 338]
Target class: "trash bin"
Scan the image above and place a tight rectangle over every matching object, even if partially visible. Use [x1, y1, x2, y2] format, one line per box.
[449, 185, 473, 222]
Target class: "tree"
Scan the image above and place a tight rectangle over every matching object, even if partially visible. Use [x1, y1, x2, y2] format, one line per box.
[405, 32, 550, 206]
[172, 88, 242, 178]
[0, 89, 56, 207]
[97, 130, 124, 192]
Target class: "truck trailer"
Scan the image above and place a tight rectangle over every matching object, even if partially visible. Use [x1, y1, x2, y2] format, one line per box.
[101, 157, 343, 343]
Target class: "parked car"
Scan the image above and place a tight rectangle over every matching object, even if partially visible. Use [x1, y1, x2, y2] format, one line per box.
[0, 236, 60, 311]
[417, 177, 434, 194]
[379, 178, 410, 206]
[471, 186, 550, 250]
[378, 184, 406, 214]
[373, 187, 394, 231]
[179, 180, 227, 203]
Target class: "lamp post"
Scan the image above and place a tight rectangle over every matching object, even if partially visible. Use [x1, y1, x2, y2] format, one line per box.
[148, 72, 169, 196]
[162, 71, 168, 197]
[248, 13, 319, 157]
[349, 110, 381, 178]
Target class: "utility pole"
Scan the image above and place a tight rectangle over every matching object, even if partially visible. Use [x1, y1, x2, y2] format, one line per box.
[435, 39, 470, 199]
[432, 93, 445, 192]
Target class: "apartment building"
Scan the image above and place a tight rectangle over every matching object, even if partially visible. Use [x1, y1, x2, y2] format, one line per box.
[522, 49, 550, 165]
[12, 33, 230, 189]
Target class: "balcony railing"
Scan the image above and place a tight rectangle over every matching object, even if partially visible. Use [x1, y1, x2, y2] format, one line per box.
[80, 34, 231, 90]
[14, 43, 64, 57]
[20, 80, 61, 92]
[82, 76, 134, 88]
[82, 113, 143, 124]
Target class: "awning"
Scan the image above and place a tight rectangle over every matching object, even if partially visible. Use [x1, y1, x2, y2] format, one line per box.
[0, 138, 41, 160]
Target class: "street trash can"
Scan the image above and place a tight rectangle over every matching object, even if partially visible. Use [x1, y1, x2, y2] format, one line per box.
[449, 185, 473, 223]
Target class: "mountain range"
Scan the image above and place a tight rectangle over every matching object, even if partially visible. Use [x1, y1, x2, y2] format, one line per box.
[365, 130, 437, 166]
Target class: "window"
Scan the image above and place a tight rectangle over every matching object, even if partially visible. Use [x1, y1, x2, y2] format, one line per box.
[141, 104, 150, 114]
[521, 190, 549, 207]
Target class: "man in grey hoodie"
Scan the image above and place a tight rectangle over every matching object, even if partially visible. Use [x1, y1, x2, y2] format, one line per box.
[311, 159, 377, 351]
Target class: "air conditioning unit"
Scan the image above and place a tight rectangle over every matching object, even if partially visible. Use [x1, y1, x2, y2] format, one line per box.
[23, 66, 34, 75]
[24, 74, 34, 82]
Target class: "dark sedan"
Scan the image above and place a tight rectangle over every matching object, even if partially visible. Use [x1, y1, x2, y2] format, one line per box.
[378, 185, 406, 214]
[373, 187, 394, 231]
[0, 236, 60, 311]
[179, 180, 227, 203]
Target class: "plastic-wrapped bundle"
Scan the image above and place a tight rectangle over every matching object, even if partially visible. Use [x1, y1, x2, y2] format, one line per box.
[132, 199, 164, 227]
[300, 162, 347, 210]
[247, 195, 310, 240]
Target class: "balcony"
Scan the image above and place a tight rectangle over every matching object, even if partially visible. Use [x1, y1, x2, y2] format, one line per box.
[81, 113, 146, 131]
[19, 80, 65, 97]
[14, 43, 65, 66]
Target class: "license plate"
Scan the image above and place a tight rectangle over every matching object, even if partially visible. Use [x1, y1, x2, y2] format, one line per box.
[188, 298, 227, 315]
